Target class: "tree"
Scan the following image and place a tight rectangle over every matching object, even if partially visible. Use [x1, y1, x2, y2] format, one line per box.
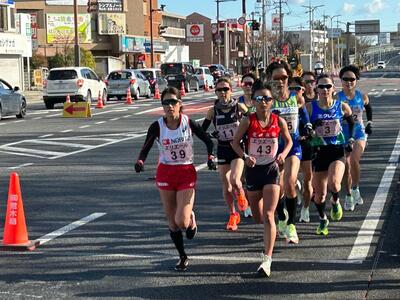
[30, 52, 48, 69]
[80, 48, 96, 69]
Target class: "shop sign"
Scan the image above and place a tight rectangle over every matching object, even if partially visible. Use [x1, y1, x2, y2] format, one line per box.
[46, 13, 91, 44]
[0, 33, 24, 55]
[120, 36, 145, 53]
[98, 0, 123, 12]
[98, 13, 126, 35]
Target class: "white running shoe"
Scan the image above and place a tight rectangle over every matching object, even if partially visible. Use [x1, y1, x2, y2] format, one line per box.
[352, 188, 364, 205]
[344, 195, 355, 211]
[244, 206, 253, 218]
[299, 206, 310, 223]
[257, 255, 272, 277]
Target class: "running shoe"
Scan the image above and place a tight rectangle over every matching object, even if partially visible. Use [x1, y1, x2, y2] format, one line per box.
[299, 206, 310, 223]
[175, 256, 189, 271]
[344, 195, 355, 212]
[257, 255, 272, 277]
[316, 218, 329, 235]
[186, 211, 197, 240]
[352, 187, 364, 205]
[277, 208, 288, 238]
[236, 190, 249, 212]
[285, 224, 299, 244]
[226, 212, 240, 231]
[330, 201, 343, 221]
[244, 206, 253, 218]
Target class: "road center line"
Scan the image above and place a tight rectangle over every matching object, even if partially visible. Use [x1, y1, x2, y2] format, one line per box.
[8, 163, 34, 170]
[36, 212, 107, 246]
[348, 128, 400, 261]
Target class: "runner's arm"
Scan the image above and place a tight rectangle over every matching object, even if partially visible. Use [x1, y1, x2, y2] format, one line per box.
[232, 117, 250, 158]
[277, 116, 293, 162]
[342, 102, 355, 138]
[201, 107, 214, 131]
[137, 121, 159, 162]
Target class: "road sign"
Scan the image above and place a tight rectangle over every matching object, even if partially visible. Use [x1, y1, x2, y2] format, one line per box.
[355, 20, 380, 35]
[211, 23, 218, 34]
[238, 16, 246, 26]
[63, 102, 92, 118]
[272, 13, 280, 30]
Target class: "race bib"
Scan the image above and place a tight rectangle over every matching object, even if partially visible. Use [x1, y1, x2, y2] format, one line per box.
[216, 122, 239, 141]
[351, 106, 363, 124]
[275, 107, 298, 134]
[249, 137, 278, 164]
[315, 119, 341, 137]
[163, 142, 193, 163]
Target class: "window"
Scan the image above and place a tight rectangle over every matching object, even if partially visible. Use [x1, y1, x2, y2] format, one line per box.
[205, 69, 211, 75]
[48, 70, 78, 80]
[143, 1, 147, 15]
[109, 71, 132, 80]
[0, 6, 7, 31]
[9, 7, 15, 29]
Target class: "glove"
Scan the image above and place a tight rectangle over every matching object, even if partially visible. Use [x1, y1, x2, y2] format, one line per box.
[345, 137, 355, 153]
[365, 122, 372, 135]
[210, 131, 219, 139]
[207, 155, 217, 170]
[304, 123, 314, 138]
[134, 160, 145, 173]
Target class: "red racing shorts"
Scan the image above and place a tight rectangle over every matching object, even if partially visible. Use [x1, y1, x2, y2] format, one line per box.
[156, 163, 197, 191]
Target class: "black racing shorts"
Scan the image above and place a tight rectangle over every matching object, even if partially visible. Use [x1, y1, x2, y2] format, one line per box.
[300, 139, 314, 162]
[245, 162, 280, 191]
[217, 143, 241, 165]
[312, 144, 345, 172]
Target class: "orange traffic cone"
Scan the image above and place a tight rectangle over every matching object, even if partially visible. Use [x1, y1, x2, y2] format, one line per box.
[204, 80, 210, 92]
[1, 172, 39, 251]
[66, 94, 71, 103]
[154, 84, 161, 100]
[126, 88, 133, 104]
[180, 81, 186, 97]
[96, 91, 104, 108]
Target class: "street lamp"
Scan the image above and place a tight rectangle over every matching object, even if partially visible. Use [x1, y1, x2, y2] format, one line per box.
[149, 1, 165, 68]
[329, 14, 340, 73]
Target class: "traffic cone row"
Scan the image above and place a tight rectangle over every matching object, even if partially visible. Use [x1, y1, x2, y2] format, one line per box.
[96, 91, 104, 109]
[126, 88, 133, 104]
[1, 172, 39, 251]
[180, 81, 186, 97]
[154, 84, 161, 100]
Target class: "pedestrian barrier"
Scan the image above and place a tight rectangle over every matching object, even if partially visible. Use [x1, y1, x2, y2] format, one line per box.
[204, 80, 210, 92]
[96, 91, 104, 109]
[180, 81, 186, 97]
[1, 172, 39, 251]
[154, 84, 161, 100]
[126, 88, 133, 104]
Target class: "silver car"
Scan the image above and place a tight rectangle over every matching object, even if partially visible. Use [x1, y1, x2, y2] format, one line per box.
[0, 79, 26, 120]
[106, 69, 151, 100]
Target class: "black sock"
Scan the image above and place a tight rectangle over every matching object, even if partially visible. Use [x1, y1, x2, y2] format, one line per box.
[169, 230, 186, 258]
[331, 192, 339, 202]
[276, 197, 286, 220]
[286, 197, 297, 225]
[352, 185, 358, 190]
[315, 201, 326, 219]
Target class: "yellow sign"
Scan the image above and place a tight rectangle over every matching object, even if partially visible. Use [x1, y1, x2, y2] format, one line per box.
[63, 102, 92, 118]
[46, 13, 91, 44]
[33, 69, 43, 87]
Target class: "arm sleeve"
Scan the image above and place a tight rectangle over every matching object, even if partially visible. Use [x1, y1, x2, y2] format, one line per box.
[137, 121, 159, 162]
[190, 119, 214, 156]
[298, 105, 310, 125]
[343, 115, 355, 138]
[365, 103, 372, 121]
[201, 118, 212, 132]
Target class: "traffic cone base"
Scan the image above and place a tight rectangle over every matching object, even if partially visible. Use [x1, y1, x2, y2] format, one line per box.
[66, 94, 71, 103]
[204, 80, 210, 92]
[0, 240, 39, 251]
[154, 84, 161, 100]
[96, 91, 104, 108]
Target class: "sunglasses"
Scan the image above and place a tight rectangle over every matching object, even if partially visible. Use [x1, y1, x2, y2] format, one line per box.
[253, 95, 273, 103]
[289, 86, 303, 92]
[305, 79, 315, 84]
[341, 77, 356, 82]
[317, 84, 333, 90]
[216, 87, 230, 93]
[272, 75, 289, 81]
[161, 99, 180, 106]
[242, 82, 253, 87]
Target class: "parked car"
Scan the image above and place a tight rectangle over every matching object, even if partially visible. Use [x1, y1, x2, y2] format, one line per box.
[137, 68, 168, 94]
[0, 79, 26, 119]
[43, 67, 107, 109]
[105, 69, 151, 100]
[377, 61, 386, 69]
[203, 64, 231, 81]
[193, 67, 215, 89]
[160, 62, 199, 92]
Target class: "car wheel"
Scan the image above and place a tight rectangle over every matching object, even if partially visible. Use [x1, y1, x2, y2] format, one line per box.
[86, 90, 92, 104]
[102, 89, 108, 105]
[16, 99, 27, 118]
[45, 102, 54, 109]
[133, 89, 139, 100]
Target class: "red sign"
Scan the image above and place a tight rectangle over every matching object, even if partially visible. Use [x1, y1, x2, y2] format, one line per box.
[137, 54, 145, 61]
[30, 13, 37, 40]
[190, 25, 201, 36]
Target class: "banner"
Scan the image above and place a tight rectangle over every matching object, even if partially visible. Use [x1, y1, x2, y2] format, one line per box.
[46, 13, 91, 44]
[45, 0, 86, 5]
[98, 13, 126, 35]
[272, 14, 280, 31]
[186, 24, 204, 43]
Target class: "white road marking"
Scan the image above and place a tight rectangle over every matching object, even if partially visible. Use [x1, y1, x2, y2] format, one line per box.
[60, 129, 73, 133]
[185, 105, 213, 112]
[0, 123, 6, 126]
[0, 292, 42, 299]
[39, 134, 54, 138]
[195, 162, 208, 171]
[27, 139, 93, 149]
[348, 129, 400, 261]
[122, 115, 131, 118]
[36, 212, 106, 245]
[110, 118, 120, 121]
[79, 125, 91, 128]
[8, 163, 34, 170]
[33, 117, 43, 120]
[95, 121, 106, 124]
[46, 114, 60, 118]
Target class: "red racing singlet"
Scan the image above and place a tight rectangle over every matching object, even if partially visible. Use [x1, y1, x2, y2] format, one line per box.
[247, 113, 280, 165]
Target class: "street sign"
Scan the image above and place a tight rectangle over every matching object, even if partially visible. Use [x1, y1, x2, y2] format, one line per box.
[187, 24, 204, 43]
[211, 23, 218, 34]
[327, 28, 341, 39]
[238, 16, 246, 26]
[355, 20, 380, 35]
[272, 13, 280, 30]
[63, 102, 92, 118]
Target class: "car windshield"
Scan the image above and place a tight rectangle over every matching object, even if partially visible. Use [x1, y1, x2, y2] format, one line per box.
[161, 63, 183, 75]
[209, 66, 219, 72]
[195, 69, 203, 75]
[140, 70, 154, 80]
[48, 70, 78, 80]
[108, 71, 132, 80]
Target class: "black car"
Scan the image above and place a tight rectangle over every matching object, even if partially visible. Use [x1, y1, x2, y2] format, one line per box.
[160, 62, 199, 92]
[138, 68, 168, 94]
[203, 64, 231, 81]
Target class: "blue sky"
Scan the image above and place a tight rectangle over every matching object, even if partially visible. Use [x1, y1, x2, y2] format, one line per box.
[159, 0, 399, 32]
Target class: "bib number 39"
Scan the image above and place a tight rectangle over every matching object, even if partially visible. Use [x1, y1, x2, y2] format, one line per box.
[170, 150, 186, 160]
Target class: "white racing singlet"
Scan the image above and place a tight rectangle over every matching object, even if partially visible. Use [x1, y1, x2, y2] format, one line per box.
[157, 114, 194, 165]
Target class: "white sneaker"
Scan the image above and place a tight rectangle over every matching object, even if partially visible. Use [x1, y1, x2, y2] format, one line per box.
[299, 206, 310, 223]
[352, 188, 364, 205]
[344, 195, 355, 211]
[244, 206, 253, 218]
[257, 255, 272, 277]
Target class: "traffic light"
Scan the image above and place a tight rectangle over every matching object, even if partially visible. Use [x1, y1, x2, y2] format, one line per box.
[252, 21, 260, 31]
[158, 24, 168, 35]
[87, 0, 97, 13]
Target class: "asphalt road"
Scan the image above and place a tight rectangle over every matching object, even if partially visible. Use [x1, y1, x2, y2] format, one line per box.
[0, 81, 399, 299]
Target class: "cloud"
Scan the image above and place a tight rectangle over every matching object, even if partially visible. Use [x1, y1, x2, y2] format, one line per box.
[343, 2, 355, 13]
[364, 0, 384, 14]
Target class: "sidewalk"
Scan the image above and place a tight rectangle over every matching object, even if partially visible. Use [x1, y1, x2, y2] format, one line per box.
[23, 90, 44, 104]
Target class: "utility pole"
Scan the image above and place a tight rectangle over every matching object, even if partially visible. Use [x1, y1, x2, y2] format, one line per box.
[278, 0, 283, 54]
[329, 14, 340, 72]
[149, 0, 154, 68]
[302, 2, 324, 64]
[216, 0, 237, 66]
[345, 21, 352, 66]
[73, 0, 80, 67]
[262, 0, 267, 67]
[322, 13, 328, 69]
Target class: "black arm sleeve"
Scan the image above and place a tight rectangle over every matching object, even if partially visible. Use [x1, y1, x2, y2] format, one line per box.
[137, 121, 159, 162]
[365, 103, 372, 121]
[190, 119, 214, 156]
[201, 118, 212, 132]
[343, 114, 355, 139]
